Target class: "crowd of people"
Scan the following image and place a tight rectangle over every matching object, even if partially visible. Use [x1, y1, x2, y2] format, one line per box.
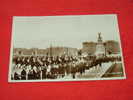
[11, 55, 122, 80]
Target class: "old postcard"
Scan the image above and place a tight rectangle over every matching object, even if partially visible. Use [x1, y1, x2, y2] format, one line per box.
[9, 14, 126, 82]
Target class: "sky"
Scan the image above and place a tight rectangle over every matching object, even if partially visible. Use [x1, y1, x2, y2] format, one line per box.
[12, 14, 121, 49]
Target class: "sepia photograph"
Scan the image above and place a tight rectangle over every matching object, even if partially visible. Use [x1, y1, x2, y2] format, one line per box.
[9, 14, 126, 82]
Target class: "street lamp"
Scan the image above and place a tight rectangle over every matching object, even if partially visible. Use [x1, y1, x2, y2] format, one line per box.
[104, 43, 106, 57]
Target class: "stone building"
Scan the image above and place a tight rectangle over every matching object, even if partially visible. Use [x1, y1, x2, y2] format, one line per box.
[105, 40, 120, 54]
[13, 47, 78, 57]
[82, 33, 120, 56]
[82, 42, 96, 55]
[47, 47, 78, 57]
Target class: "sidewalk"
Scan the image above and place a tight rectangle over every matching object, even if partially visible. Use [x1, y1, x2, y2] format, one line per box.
[52, 62, 114, 79]
[75, 62, 113, 79]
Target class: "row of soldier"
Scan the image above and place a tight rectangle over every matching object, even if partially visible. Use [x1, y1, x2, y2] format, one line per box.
[11, 55, 122, 80]
[11, 56, 87, 80]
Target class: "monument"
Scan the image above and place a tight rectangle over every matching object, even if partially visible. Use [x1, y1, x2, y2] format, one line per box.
[95, 33, 105, 58]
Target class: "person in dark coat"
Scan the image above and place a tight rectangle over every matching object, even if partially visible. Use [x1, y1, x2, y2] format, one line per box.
[59, 64, 65, 78]
[42, 66, 47, 79]
[36, 68, 41, 79]
[21, 69, 26, 80]
[28, 70, 34, 80]
[14, 72, 20, 80]
[33, 69, 38, 79]
[71, 63, 77, 79]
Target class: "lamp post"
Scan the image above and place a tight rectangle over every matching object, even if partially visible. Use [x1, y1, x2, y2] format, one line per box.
[104, 43, 106, 57]
[49, 44, 52, 57]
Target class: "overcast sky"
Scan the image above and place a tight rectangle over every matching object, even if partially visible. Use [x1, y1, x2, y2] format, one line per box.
[12, 14, 121, 49]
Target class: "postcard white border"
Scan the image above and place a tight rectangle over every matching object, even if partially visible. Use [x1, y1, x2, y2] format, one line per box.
[8, 14, 126, 82]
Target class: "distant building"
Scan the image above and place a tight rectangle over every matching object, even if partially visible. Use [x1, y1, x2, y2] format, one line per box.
[105, 40, 120, 54]
[82, 42, 96, 55]
[82, 33, 120, 57]
[13, 47, 78, 57]
[46, 47, 78, 57]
